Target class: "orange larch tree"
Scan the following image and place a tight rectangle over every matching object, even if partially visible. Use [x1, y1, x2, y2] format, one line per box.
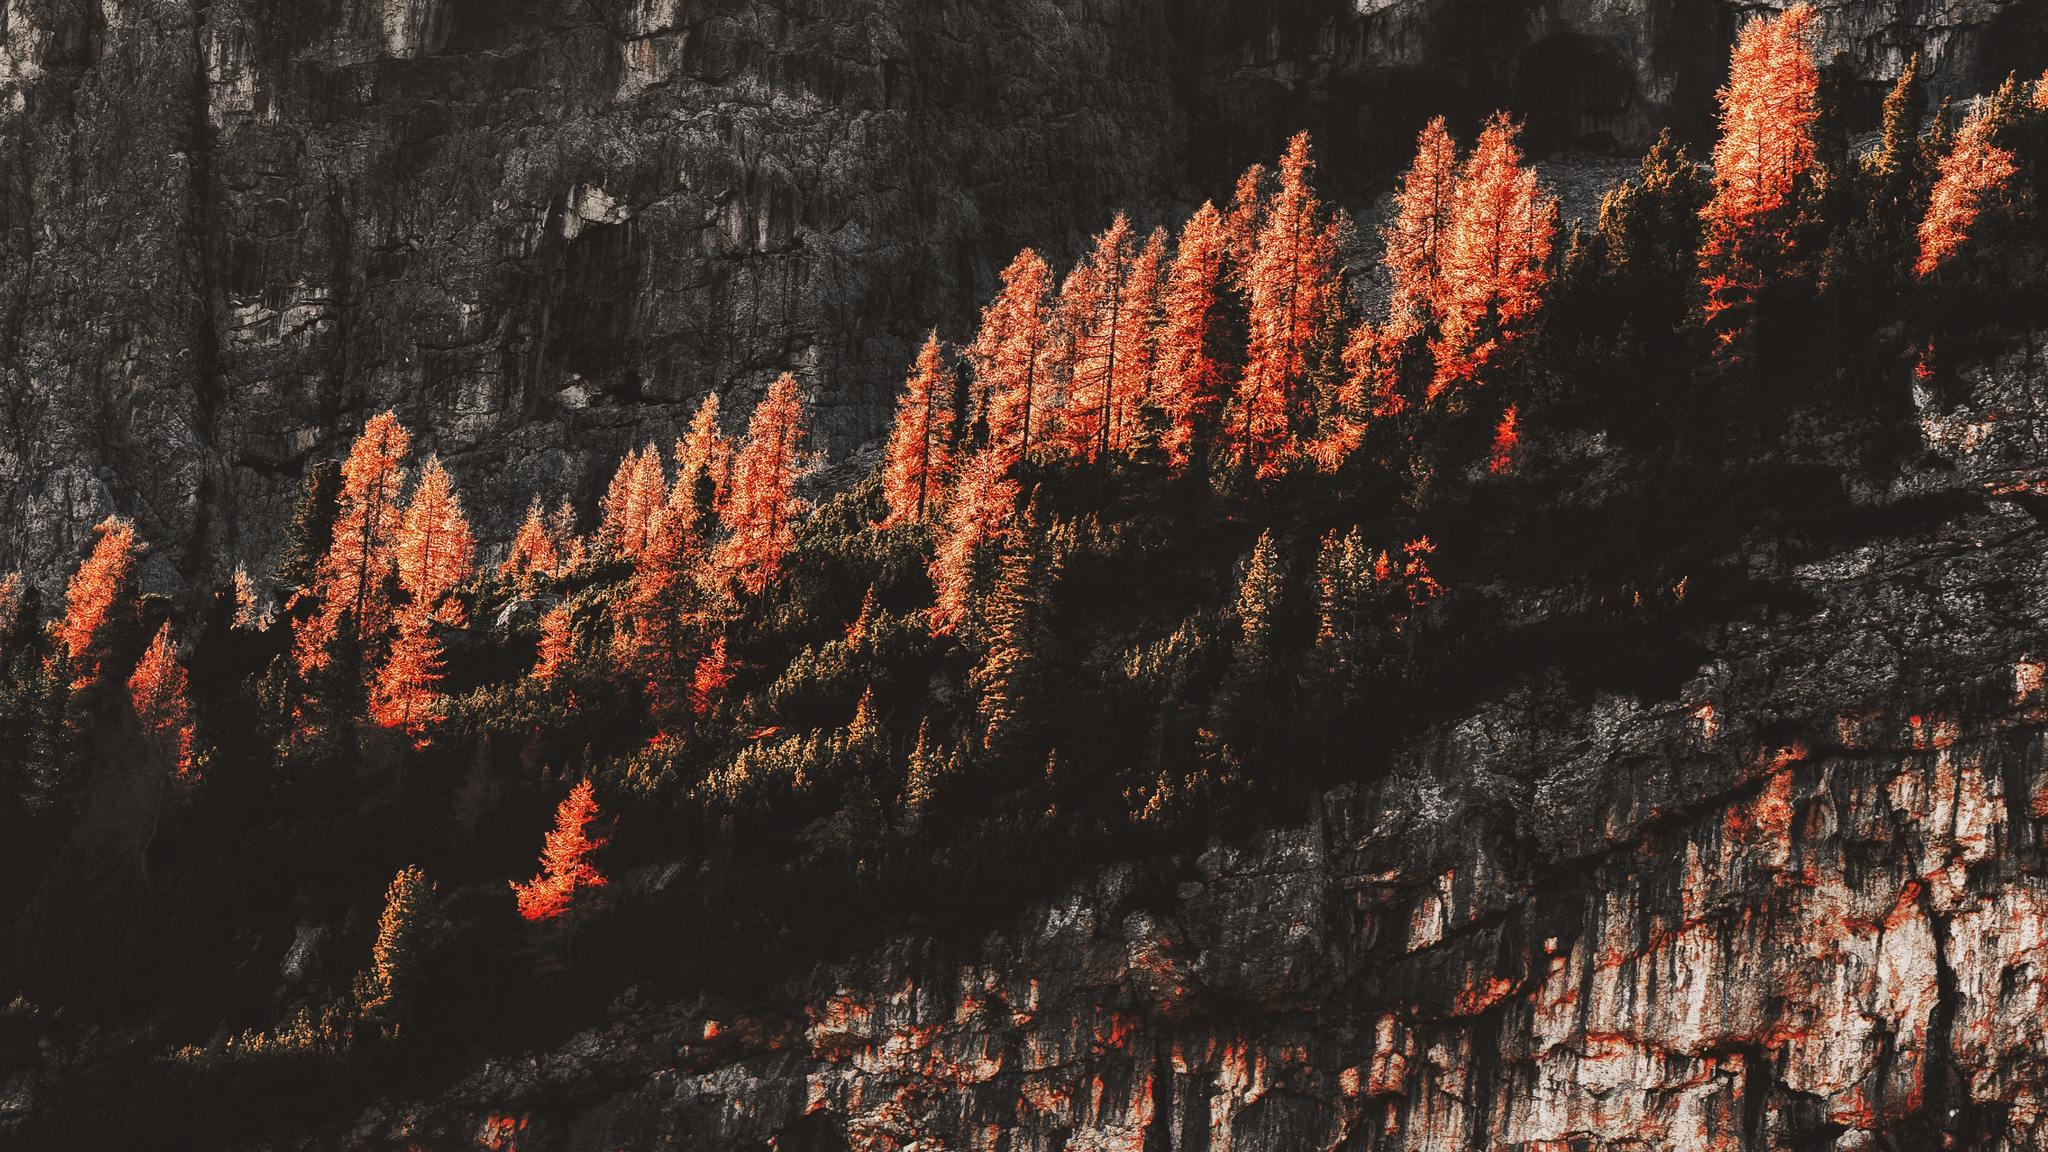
[1222, 162, 1267, 269]
[298, 411, 411, 675]
[1152, 202, 1231, 471]
[1111, 227, 1166, 452]
[395, 456, 476, 626]
[671, 393, 732, 541]
[1229, 132, 1348, 476]
[128, 622, 196, 779]
[1056, 214, 1135, 462]
[501, 501, 562, 589]
[715, 373, 810, 596]
[596, 444, 667, 561]
[1916, 101, 2018, 277]
[969, 249, 1056, 463]
[367, 455, 475, 743]
[369, 611, 445, 742]
[1698, 5, 1822, 347]
[510, 779, 608, 922]
[1384, 116, 1463, 336]
[928, 449, 1020, 635]
[58, 516, 141, 691]
[881, 331, 956, 527]
[1488, 403, 1521, 475]
[1433, 114, 1557, 395]
[531, 603, 576, 686]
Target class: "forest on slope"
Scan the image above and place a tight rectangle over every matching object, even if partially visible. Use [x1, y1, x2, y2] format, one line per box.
[4, 8, 2048, 1145]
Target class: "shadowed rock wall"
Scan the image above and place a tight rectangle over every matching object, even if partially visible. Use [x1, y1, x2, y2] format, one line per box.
[0, 0, 2037, 594]
[321, 339, 2048, 1150]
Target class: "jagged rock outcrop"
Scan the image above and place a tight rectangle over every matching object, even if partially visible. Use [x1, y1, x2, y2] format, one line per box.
[270, 338, 2048, 1151]
[0, 0, 2040, 596]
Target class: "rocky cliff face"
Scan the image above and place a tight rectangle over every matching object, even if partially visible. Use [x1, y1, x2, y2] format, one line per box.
[1, 0, 2040, 596]
[271, 337, 2048, 1150]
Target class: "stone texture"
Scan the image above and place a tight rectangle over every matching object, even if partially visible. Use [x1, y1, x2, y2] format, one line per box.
[0, 0, 2039, 596]
[259, 341, 2048, 1149]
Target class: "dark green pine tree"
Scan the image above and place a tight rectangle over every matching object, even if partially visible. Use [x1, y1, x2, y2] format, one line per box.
[971, 506, 1064, 771]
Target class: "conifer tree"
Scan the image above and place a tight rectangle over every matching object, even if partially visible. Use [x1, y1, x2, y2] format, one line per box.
[715, 373, 809, 596]
[510, 780, 608, 921]
[1385, 116, 1463, 335]
[395, 456, 475, 627]
[58, 516, 141, 691]
[368, 610, 446, 743]
[972, 508, 1063, 763]
[1488, 404, 1522, 474]
[298, 412, 411, 675]
[1916, 100, 2018, 277]
[1057, 214, 1135, 462]
[1434, 114, 1557, 395]
[355, 865, 435, 1038]
[1229, 132, 1347, 476]
[276, 460, 341, 597]
[128, 622, 196, 779]
[1153, 202, 1230, 471]
[929, 449, 1020, 635]
[672, 392, 732, 540]
[881, 332, 955, 527]
[1113, 228, 1167, 451]
[596, 445, 666, 561]
[501, 501, 562, 590]
[531, 603, 575, 686]
[1699, 5, 1822, 349]
[969, 249, 1056, 463]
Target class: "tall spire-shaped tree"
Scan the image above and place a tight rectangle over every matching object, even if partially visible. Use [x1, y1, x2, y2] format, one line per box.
[1385, 116, 1462, 336]
[596, 445, 667, 561]
[501, 501, 562, 590]
[969, 250, 1056, 463]
[929, 449, 1020, 636]
[510, 780, 608, 922]
[881, 332, 956, 527]
[1916, 100, 2018, 277]
[1228, 132, 1347, 476]
[59, 516, 141, 691]
[394, 456, 475, 627]
[128, 622, 195, 779]
[1153, 202, 1230, 471]
[671, 392, 732, 541]
[298, 411, 410, 675]
[368, 612, 445, 742]
[716, 373, 810, 596]
[1698, 5, 1822, 348]
[1057, 214, 1136, 462]
[1433, 114, 1557, 394]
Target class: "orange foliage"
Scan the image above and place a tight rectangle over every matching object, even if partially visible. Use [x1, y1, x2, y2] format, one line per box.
[1229, 132, 1346, 476]
[1699, 5, 1821, 343]
[510, 780, 608, 922]
[501, 501, 562, 588]
[1152, 201, 1230, 471]
[1057, 215, 1158, 461]
[672, 392, 732, 536]
[929, 450, 1019, 635]
[395, 456, 476, 626]
[299, 411, 410, 674]
[369, 607, 445, 743]
[1384, 116, 1462, 336]
[531, 603, 575, 686]
[59, 516, 140, 689]
[1433, 114, 1556, 395]
[716, 373, 809, 596]
[128, 622, 196, 778]
[969, 249, 1055, 463]
[1488, 404, 1521, 475]
[690, 634, 732, 718]
[881, 332, 955, 527]
[597, 444, 666, 561]
[1916, 102, 2017, 277]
